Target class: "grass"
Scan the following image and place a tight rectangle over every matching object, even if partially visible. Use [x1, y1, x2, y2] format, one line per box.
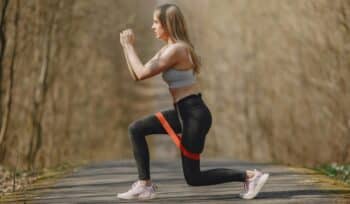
[315, 163, 350, 185]
[0, 160, 87, 203]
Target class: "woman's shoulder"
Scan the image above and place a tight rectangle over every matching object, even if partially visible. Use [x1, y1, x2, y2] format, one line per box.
[173, 41, 191, 51]
[161, 42, 190, 53]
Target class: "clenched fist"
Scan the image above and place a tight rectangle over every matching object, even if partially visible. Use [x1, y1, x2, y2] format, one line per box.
[120, 28, 135, 46]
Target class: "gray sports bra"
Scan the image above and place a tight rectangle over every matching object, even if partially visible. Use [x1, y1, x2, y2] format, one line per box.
[162, 68, 196, 88]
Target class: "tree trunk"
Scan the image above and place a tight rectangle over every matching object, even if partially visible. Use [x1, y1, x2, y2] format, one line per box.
[27, 1, 58, 169]
[0, 0, 17, 162]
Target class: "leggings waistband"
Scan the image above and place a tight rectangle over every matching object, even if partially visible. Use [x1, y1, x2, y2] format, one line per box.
[174, 93, 202, 106]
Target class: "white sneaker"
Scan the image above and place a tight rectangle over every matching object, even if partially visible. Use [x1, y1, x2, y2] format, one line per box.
[117, 181, 157, 200]
[240, 169, 269, 200]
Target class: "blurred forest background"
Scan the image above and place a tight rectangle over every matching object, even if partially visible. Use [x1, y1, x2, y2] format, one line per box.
[0, 0, 349, 171]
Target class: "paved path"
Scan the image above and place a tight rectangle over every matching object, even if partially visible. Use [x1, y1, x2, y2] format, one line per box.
[4, 160, 350, 203]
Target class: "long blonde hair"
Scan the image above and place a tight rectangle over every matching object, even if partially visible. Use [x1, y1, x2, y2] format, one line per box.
[154, 4, 201, 74]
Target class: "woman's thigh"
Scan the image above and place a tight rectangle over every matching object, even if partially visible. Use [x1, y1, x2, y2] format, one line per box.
[129, 108, 182, 136]
[180, 105, 212, 154]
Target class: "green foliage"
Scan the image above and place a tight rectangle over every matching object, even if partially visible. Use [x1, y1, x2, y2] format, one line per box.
[316, 163, 350, 185]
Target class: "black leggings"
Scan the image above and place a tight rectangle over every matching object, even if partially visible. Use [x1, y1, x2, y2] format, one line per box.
[128, 93, 246, 186]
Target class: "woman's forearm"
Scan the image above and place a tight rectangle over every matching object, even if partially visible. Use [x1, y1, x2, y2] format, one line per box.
[123, 44, 145, 80]
[122, 45, 138, 81]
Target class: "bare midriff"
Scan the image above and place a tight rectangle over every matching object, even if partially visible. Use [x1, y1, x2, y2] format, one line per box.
[169, 83, 201, 104]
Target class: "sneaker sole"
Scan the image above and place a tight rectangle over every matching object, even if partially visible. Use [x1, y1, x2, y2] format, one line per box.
[242, 173, 269, 199]
[117, 193, 156, 200]
[117, 194, 138, 200]
[138, 193, 156, 200]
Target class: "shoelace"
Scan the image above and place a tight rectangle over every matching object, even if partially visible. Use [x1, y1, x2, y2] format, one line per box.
[128, 181, 158, 193]
[242, 181, 248, 194]
[150, 184, 158, 191]
[242, 169, 260, 194]
[126, 181, 142, 193]
[131, 181, 139, 189]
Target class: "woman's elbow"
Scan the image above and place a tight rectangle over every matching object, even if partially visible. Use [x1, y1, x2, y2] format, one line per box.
[134, 74, 143, 81]
[136, 76, 148, 81]
[132, 71, 143, 81]
[136, 72, 148, 81]
[135, 69, 153, 81]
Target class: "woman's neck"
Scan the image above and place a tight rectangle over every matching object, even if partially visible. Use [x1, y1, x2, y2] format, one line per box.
[167, 38, 176, 44]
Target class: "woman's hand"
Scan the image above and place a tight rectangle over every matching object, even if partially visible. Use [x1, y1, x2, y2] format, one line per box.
[120, 29, 135, 47]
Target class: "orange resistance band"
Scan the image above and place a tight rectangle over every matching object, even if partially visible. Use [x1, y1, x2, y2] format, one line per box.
[155, 112, 200, 160]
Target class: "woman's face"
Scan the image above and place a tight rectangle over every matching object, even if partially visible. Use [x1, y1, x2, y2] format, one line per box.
[152, 12, 168, 41]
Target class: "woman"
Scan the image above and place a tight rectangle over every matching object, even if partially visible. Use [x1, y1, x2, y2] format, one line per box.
[118, 3, 269, 200]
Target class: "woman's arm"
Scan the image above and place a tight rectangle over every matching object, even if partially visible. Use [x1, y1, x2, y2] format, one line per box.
[122, 43, 179, 80]
[120, 29, 179, 81]
[121, 44, 138, 81]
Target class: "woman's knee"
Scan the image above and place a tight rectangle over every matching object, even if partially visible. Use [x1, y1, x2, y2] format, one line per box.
[184, 172, 201, 186]
[182, 165, 201, 186]
[128, 120, 143, 140]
